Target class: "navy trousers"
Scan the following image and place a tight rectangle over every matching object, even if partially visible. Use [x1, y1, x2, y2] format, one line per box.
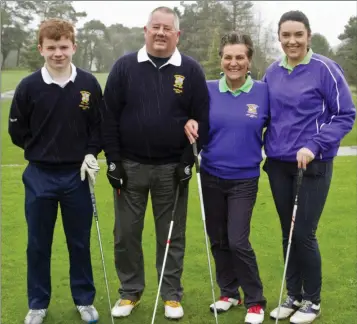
[263, 158, 333, 304]
[200, 169, 266, 309]
[22, 163, 95, 309]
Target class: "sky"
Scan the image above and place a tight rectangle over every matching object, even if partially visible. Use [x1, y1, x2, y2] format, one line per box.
[72, 1, 357, 50]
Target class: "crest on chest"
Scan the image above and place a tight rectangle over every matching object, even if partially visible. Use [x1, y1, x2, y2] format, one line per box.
[79, 90, 91, 110]
[246, 104, 259, 118]
[173, 74, 185, 94]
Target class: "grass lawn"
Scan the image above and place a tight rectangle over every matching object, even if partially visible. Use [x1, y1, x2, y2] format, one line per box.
[1, 94, 357, 323]
[1, 70, 31, 92]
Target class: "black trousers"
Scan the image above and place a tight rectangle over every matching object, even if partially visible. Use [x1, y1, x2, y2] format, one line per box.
[201, 169, 266, 309]
[263, 158, 333, 304]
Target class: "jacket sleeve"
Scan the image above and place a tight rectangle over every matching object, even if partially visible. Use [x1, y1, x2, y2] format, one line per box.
[305, 60, 356, 156]
[8, 82, 31, 149]
[101, 58, 126, 163]
[180, 62, 210, 166]
[86, 78, 103, 158]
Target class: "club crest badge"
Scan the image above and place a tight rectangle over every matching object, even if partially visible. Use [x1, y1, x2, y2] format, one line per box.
[246, 104, 259, 118]
[173, 74, 185, 94]
[79, 91, 91, 110]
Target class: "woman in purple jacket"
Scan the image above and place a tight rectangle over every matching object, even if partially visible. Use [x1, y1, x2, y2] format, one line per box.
[263, 10, 356, 324]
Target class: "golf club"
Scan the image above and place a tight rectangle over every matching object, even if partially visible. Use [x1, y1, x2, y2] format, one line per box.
[192, 142, 219, 324]
[275, 168, 304, 323]
[151, 185, 181, 324]
[88, 178, 115, 324]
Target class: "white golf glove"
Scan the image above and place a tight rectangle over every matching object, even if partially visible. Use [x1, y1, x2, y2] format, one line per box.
[80, 154, 100, 185]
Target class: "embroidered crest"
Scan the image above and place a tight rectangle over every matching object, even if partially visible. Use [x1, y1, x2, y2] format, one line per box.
[79, 91, 91, 110]
[246, 104, 259, 118]
[173, 74, 185, 94]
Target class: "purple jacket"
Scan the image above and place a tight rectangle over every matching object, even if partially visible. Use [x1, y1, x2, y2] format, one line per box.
[263, 53, 356, 161]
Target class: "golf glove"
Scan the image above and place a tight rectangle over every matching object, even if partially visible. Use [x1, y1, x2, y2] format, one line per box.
[106, 161, 127, 189]
[80, 154, 100, 185]
[175, 162, 192, 191]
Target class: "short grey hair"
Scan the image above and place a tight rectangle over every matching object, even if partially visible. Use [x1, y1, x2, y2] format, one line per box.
[147, 6, 180, 30]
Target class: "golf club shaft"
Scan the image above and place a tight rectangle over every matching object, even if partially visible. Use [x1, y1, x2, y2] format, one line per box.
[275, 169, 303, 324]
[275, 204, 297, 324]
[192, 142, 219, 324]
[151, 220, 174, 324]
[89, 180, 115, 324]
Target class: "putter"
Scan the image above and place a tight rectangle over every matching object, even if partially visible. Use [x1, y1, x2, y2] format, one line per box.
[151, 185, 181, 324]
[192, 142, 219, 324]
[88, 178, 115, 324]
[275, 168, 304, 323]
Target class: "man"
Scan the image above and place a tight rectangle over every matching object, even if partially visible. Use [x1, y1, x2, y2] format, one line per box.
[8, 18, 102, 324]
[101, 6, 209, 320]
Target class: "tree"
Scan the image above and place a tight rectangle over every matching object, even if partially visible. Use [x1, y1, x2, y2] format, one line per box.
[1, 1, 37, 69]
[75, 20, 108, 71]
[223, 0, 254, 33]
[178, 0, 231, 63]
[201, 27, 222, 79]
[336, 16, 357, 88]
[32, 0, 86, 24]
[310, 33, 332, 57]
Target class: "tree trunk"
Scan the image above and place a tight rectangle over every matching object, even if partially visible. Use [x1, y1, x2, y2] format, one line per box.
[1, 50, 10, 70]
[16, 48, 21, 67]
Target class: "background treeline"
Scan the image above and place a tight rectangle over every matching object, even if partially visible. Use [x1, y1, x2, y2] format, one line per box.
[1, 0, 356, 86]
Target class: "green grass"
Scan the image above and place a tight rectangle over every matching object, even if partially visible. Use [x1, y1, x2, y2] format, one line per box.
[1, 70, 31, 92]
[2, 156, 356, 324]
[1, 91, 357, 322]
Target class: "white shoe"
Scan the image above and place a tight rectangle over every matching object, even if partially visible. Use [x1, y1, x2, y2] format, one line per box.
[111, 299, 140, 317]
[290, 300, 321, 324]
[245, 305, 264, 324]
[76, 305, 99, 323]
[164, 301, 184, 319]
[209, 296, 242, 313]
[24, 309, 47, 324]
[270, 296, 302, 320]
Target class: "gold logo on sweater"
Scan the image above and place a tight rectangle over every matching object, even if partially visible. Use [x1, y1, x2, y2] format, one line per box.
[246, 104, 258, 118]
[79, 91, 91, 110]
[173, 74, 185, 94]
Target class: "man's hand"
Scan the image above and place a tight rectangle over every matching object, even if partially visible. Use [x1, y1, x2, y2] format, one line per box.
[184, 119, 199, 144]
[175, 163, 192, 191]
[296, 147, 315, 170]
[106, 161, 127, 189]
[80, 154, 100, 185]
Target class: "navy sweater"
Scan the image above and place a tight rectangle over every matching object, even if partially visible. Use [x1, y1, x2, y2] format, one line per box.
[101, 49, 210, 165]
[8, 68, 103, 168]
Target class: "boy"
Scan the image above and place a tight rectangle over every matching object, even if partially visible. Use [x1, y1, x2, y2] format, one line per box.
[8, 18, 102, 324]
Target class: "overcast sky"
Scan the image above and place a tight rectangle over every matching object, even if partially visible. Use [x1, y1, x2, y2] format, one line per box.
[72, 1, 357, 49]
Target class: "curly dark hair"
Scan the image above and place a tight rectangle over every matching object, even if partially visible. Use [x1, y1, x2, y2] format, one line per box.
[219, 32, 254, 60]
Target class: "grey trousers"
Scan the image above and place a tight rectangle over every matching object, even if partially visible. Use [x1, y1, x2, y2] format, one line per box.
[113, 159, 188, 302]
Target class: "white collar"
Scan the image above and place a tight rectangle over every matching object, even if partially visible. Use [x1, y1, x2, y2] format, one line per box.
[41, 62, 77, 87]
[137, 45, 182, 67]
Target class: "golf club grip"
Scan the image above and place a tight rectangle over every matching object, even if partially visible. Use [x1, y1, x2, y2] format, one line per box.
[295, 168, 304, 198]
[192, 142, 200, 173]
